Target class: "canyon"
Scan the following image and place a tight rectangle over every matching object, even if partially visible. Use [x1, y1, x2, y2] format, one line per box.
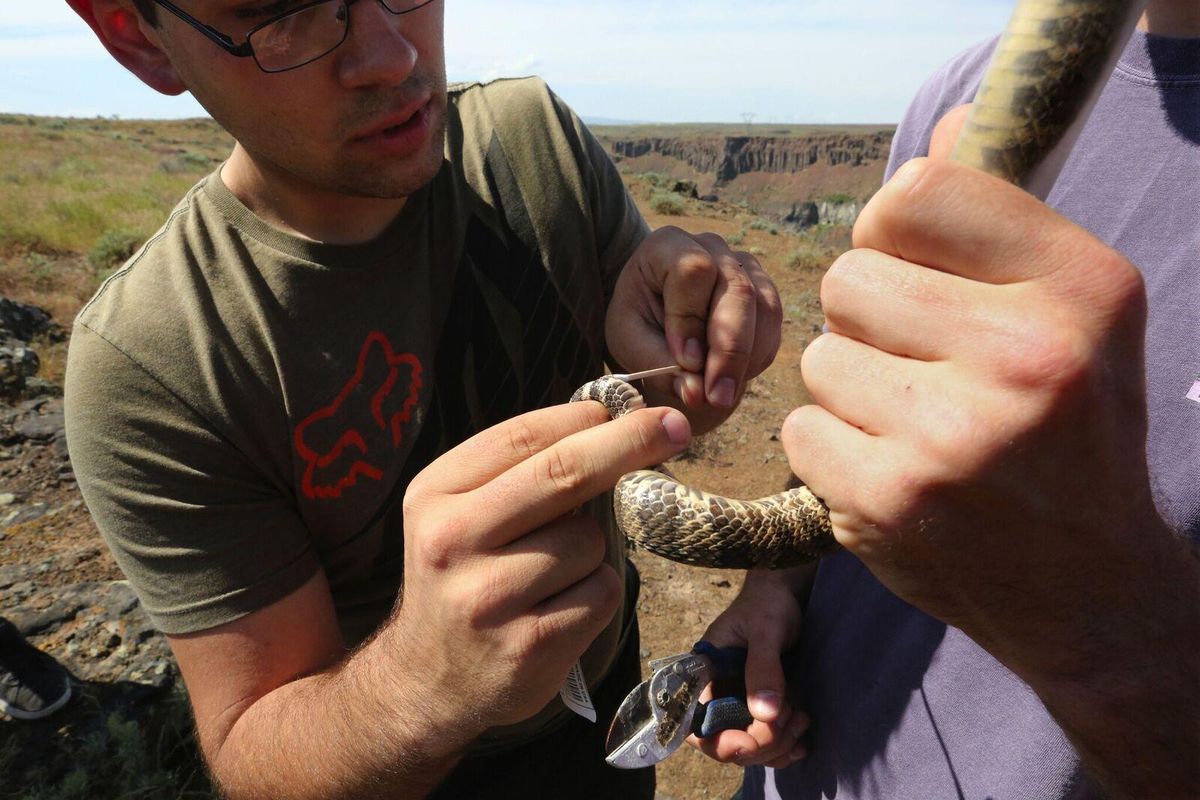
[594, 125, 895, 229]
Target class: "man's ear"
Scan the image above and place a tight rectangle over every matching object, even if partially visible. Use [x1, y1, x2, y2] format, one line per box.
[66, 0, 187, 95]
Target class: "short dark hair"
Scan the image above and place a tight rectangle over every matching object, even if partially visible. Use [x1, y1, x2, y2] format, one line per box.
[132, 0, 160, 25]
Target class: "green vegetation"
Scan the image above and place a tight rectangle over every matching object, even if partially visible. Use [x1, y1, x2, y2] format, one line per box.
[649, 190, 686, 216]
[1, 684, 216, 800]
[785, 248, 827, 272]
[787, 288, 822, 318]
[0, 114, 230, 256]
[87, 229, 144, 270]
[819, 193, 856, 205]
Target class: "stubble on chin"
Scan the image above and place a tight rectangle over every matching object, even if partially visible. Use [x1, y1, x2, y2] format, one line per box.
[330, 102, 448, 200]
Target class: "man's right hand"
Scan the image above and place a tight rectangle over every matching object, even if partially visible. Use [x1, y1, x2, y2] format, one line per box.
[390, 397, 692, 734]
[168, 397, 690, 800]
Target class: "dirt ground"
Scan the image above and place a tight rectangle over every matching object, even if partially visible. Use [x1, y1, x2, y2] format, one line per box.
[0, 182, 837, 799]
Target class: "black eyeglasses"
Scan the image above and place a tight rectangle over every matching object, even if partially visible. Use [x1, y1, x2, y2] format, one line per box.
[151, 0, 437, 73]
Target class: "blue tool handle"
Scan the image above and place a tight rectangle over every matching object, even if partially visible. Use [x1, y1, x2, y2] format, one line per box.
[694, 696, 755, 738]
[692, 640, 747, 678]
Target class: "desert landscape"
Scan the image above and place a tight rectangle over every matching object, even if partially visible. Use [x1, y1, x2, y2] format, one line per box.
[0, 113, 890, 799]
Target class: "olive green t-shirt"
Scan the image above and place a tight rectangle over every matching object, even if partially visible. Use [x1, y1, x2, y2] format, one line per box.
[64, 77, 647, 748]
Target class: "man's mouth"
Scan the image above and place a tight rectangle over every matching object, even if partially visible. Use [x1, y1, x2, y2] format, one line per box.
[351, 97, 432, 142]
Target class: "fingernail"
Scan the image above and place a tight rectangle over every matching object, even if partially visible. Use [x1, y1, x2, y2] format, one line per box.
[675, 373, 702, 407]
[709, 377, 736, 409]
[682, 338, 704, 371]
[750, 691, 782, 719]
[661, 409, 691, 445]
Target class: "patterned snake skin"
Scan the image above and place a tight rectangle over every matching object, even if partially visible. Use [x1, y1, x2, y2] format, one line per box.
[574, 0, 1143, 571]
[954, 0, 1144, 196]
[572, 377, 836, 569]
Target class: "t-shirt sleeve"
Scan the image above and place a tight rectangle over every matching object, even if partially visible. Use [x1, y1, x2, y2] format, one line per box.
[884, 36, 1001, 181]
[546, 88, 650, 303]
[64, 323, 320, 635]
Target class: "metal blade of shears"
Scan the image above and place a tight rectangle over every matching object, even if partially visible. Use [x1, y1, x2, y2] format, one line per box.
[604, 651, 712, 768]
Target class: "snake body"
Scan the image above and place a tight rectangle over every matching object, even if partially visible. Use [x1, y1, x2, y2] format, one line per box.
[573, 0, 1143, 571]
[572, 378, 836, 569]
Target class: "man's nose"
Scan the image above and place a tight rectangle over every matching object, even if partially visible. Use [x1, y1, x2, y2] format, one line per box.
[335, 0, 420, 89]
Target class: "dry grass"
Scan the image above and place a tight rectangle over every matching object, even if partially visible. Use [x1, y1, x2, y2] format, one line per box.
[0, 115, 230, 257]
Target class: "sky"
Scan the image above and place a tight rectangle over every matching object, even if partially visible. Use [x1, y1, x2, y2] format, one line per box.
[0, 2, 1013, 124]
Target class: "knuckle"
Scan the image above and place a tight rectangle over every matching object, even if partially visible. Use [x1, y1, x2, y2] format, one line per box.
[757, 276, 783, 317]
[1003, 323, 1093, 391]
[675, 250, 719, 281]
[412, 519, 466, 571]
[538, 446, 589, 497]
[522, 610, 565, 653]
[505, 420, 543, 462]
[722, 269, 758, 301]
[712, 336, 754, 361]
[799, 333, 832, 383]
[1095, 249, 1146, 314]
[694, 231, 727, 250]
[464, 568, 511, 628]
[819, 251, 864, 313]
[401, 468, 437, 513]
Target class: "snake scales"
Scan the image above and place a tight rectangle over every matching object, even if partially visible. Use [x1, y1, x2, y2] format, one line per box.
[576, 0, 1144, 571]
[572, 377, 835, 569]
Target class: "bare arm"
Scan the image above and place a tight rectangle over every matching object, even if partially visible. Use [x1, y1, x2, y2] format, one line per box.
[171, 399, 693, 800]
[170, 572, 472, 800]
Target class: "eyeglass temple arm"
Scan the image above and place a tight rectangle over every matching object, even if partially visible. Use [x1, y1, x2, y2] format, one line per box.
[152, 0, 255, 57]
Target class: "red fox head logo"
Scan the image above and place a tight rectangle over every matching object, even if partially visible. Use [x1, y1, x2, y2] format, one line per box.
[294, 331, 423, 500]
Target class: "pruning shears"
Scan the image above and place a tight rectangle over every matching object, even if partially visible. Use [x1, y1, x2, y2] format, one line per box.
[604, 640, 755, 769]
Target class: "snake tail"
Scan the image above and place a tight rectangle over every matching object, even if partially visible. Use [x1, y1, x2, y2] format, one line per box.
[953, 0, 1146, 198]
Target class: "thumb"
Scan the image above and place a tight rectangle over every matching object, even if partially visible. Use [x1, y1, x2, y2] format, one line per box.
[928, 103, 973, 161]
[744, 633, 788, 724]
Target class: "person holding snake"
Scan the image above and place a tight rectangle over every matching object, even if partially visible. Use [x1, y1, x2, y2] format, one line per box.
[61, 0, 781, 798]
[683, 2, 1198, 798]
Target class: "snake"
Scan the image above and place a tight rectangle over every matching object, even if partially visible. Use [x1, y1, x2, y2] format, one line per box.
[575, 0, 1145, 571]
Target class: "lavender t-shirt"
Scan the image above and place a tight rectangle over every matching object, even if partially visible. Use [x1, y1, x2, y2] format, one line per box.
[748, 30, 1200, 800]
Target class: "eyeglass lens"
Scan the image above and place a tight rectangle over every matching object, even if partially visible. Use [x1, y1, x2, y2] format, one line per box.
[247, 0, 433, 73]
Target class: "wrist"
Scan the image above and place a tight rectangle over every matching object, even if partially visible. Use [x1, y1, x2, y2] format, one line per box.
[353, 616, 485, 761]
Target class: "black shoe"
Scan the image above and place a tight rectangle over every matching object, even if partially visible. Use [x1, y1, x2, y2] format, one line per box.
[0, 619, 72, 721]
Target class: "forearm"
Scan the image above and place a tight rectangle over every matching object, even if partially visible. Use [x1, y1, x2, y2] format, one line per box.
[210, 622, 479, 800]
[1012, 527, 1200, 797]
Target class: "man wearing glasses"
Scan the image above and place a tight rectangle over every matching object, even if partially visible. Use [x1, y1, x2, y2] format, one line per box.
[63, 1, 784, 798]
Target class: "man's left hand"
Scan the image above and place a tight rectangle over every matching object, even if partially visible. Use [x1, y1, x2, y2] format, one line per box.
[607, 226, 782, 435]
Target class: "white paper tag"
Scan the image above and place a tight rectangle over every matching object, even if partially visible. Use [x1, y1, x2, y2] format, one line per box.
[559, 660, 596, 722]
[1186, 380, 1200, 404]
